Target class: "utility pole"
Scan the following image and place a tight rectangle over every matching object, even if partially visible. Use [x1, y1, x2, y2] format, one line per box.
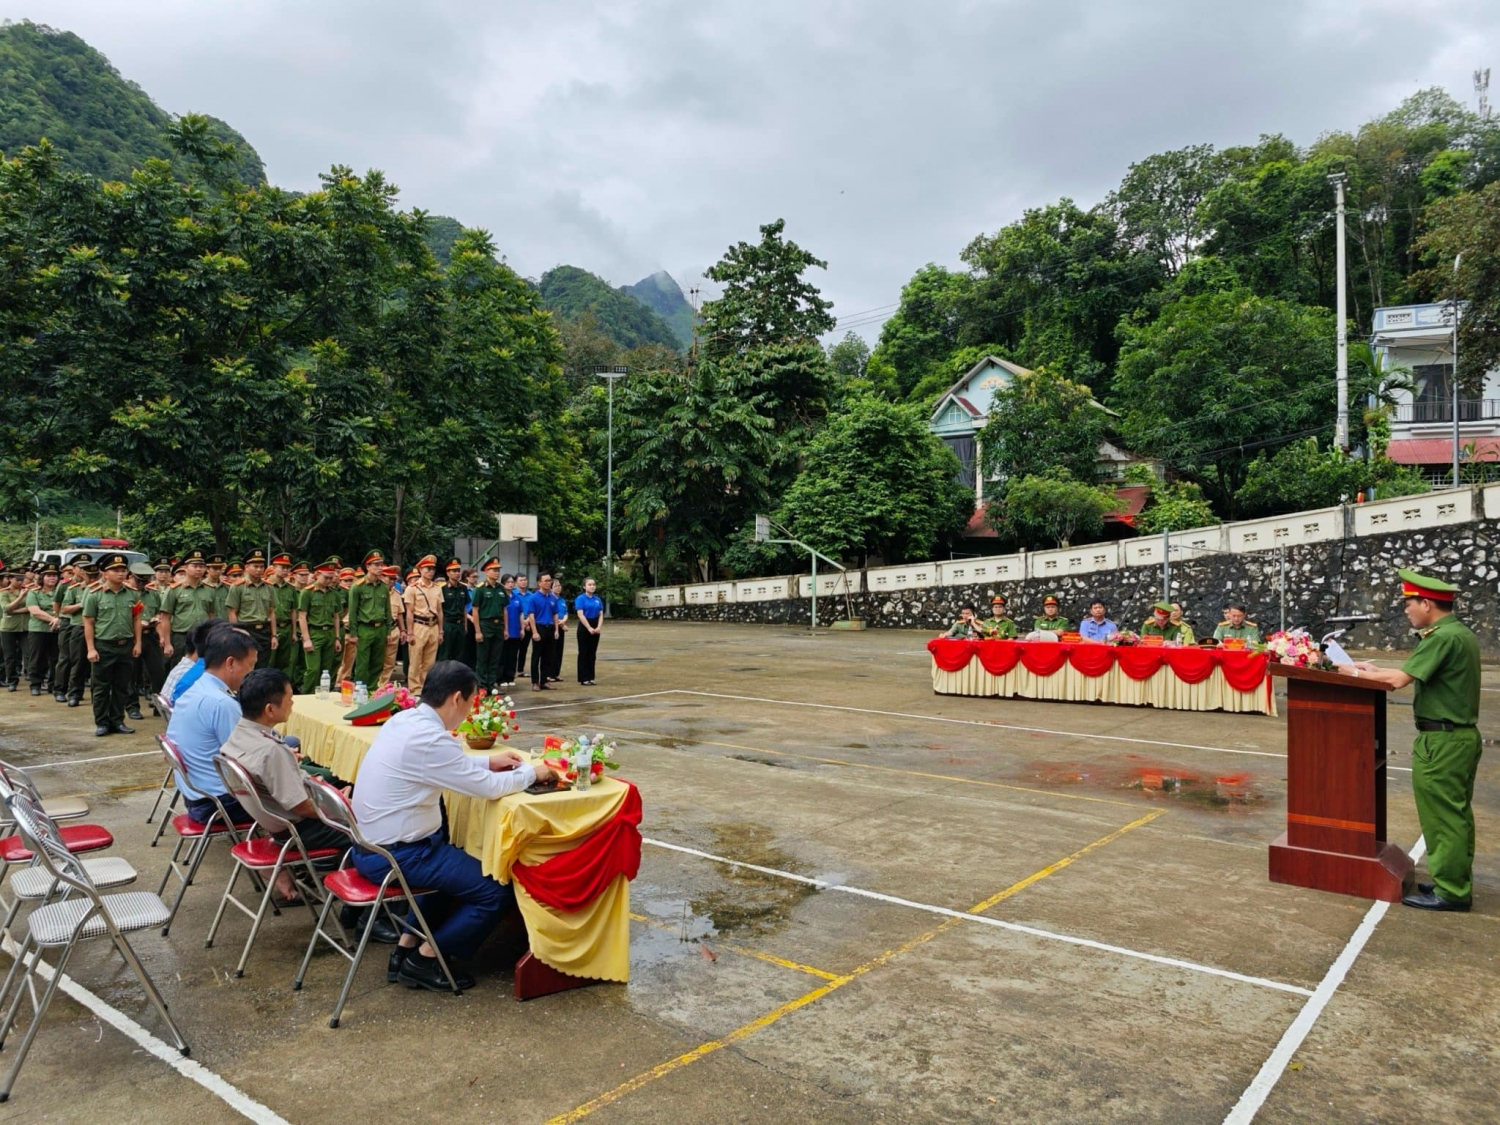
[1451, 283, 1462, 489]
[588, 365, 629, 617]
[1329, 172, 1349, 451]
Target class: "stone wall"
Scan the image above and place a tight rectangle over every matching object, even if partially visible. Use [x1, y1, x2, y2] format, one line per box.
[643, 519, 1500, 655]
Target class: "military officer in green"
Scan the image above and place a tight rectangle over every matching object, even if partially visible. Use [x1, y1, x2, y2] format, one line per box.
[1, 567, 28, 690]
[24, 564, 62, 695]
[1033, 595, 1071, 633]
[83, 553, 143, 737]
[268, 552, 301, 688]
[471, 559, 509, 691]
[439, 559, 469, 662]
[347, 550, 393, 689]
[227, 549, 278, 664]
[52, 556, 90, 705]
[1212, 603, 1263, 644]
[160, 549, 218, 659]
[978, 593, 1018, 639]
[298, 558, 345, 694]
[1340, 569, 1482, 911]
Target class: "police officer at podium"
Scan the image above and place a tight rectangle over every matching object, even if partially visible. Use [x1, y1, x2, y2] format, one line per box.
[1339, 568, 1481, 912]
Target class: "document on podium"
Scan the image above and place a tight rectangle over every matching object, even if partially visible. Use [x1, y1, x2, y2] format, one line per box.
[1322, 638, 1354, 666]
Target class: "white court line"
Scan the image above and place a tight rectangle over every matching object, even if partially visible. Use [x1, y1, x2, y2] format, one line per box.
[1222, 836, 1428, 1124]
[644, 837, 1312, 998]
[0, 936, 289, 1124]
[668, 689, 1287, 760]
[513, 690, 678, 715]
[24, 749, 158, 769]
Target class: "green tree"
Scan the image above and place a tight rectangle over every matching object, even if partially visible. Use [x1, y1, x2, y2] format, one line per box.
[989, 470, 1122, 548]
[1112, 286, 1337, 513]
[699, 219, 835, 362]
[538, 265, 681, 352]
[1418, 180, 1500, 383]
[978, 367, 1109, 487]
[866, 265, 970, 399]
[778, 397, 972, 566]
[1235, 438, 1428, 516]
[1137, 480, 1219, 534]
[1107, 144, 1229, 275]
[827, 331, 870, 383]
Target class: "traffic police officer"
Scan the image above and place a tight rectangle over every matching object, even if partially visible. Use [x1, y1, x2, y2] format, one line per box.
[347, 550, 393, 688]
[83, 553, 143, 736]
[402, 554, 443, 696]
[226, 549, 277, 664]
[1340, 569, 1482, 911]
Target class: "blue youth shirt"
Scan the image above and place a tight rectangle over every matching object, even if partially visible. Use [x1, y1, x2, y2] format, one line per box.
[530, 591, 556, 626]
[552, 595, 567, 622]
[576, 593, 603, 620]
[504, 590, 524, 637]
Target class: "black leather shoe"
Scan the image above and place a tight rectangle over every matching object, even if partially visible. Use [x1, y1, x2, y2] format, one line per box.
[1418, 882, 1435, 895]
[1401, 890, 1470, 912]
[53, 692, 66, 703]
[396, 952, 471, 992]
[94, 725, 111, 737]
[387, 945, 411, 982]
[339, 905, 401, 944]
[127, 707, 144, 721]
[111, 722, 135, 735]
[66, 698, 79, 707]
[29, 686, 40, 696]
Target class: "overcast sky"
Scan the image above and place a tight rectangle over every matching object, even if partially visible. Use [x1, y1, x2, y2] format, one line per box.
[15, 1, 1500, 338]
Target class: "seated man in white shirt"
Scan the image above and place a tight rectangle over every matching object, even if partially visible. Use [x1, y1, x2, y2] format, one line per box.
[351, 660, 563, 992]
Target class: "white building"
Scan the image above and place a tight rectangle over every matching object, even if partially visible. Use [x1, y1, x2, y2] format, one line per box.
[1371, 302, 1500, 477]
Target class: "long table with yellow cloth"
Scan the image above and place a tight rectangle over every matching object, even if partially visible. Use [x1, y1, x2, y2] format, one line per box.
[927, 637, 1276, 716]
[282, 695, 636, 982]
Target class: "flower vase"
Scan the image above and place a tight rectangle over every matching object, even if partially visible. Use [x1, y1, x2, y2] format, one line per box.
[465, 734, 497, 750]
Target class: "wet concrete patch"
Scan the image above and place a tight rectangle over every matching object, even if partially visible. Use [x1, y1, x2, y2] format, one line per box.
[689, 824, 819, 937]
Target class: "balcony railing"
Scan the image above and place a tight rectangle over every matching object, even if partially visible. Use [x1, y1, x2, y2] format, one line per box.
[1393, 399, 1500, 424]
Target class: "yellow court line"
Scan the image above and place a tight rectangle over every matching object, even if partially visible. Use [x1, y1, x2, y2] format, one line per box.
[546, 810, 1163, 1125]
[590, 723, 1140, 809]
[627, 912, 840, 981]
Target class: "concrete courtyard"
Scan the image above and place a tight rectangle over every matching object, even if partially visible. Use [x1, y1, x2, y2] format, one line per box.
[0, 620, 1495, 1124]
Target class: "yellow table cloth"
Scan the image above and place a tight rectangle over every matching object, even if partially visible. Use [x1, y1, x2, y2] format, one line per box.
[930, 657, 1276, 715]
[282, 695, 634, 981]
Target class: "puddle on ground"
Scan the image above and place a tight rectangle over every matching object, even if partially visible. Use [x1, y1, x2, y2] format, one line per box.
[688, 823, 817, 936]
[1023, 758, 1266, 811]
[726, 754, 793, 769]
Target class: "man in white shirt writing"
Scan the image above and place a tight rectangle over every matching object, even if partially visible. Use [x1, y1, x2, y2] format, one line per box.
[351, 660, 563, 992]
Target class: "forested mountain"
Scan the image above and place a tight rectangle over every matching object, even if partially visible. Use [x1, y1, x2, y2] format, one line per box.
[539, 265, 682, 351]
[0, 20, 265, 184]
[625, 270, 697, 348]
[421, 214, 467, 268]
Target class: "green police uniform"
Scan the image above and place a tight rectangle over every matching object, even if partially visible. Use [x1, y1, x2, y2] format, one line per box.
[298, 581, 344, 694]
[1, 580, 28, 688]
[83, 563, 141, 732]
[271, 578, 300, 683]
[979, 615, 1018, 640]
[439, 571, 469, 662]
[137, 578, 168, 703]
[227, 574, 276, 664]
[471, 576, 509, 689]
[944, 619, 980, 639]
[1212, 620, 1263, 644]
[24, 581, 60, 692]
[347, 563, 392, 688]
[1399, 572, 1482, 906]
[162, 579, 219, 654]
[1142, 602, 1192, 644]
[1033, 615, 1071, 632]
[53, 577, 88, 703]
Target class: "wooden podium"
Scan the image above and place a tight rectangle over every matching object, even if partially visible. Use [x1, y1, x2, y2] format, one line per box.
[1267, 665, 1414, 902]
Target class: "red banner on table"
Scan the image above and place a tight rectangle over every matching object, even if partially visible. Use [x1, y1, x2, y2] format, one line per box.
[925, 637, 1270, 695]
[1066, 643, 1116, 678]
[1113, 646, 1165, 680]
[976, 640, 1022, 676]
[1218, 650, 1271, 692]
[512, 783, 642, 913]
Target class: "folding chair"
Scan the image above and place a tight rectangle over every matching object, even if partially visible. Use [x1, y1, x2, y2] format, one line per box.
[0, 791, 186, 1102]
[204, 755, 343, 977]
[153, 734, 251, 936]
[292, 777, 460, 1028]
[146, 693, 177, 828]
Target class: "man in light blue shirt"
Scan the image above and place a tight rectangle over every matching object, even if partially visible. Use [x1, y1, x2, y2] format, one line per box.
[1078, 600, 1118, 642]
[165, 624, 258, 823]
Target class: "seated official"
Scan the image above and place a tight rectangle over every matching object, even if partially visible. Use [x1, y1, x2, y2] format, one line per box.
[1142, 601, 1191, 642]
[163, 617, 222, 704]
[979, 594, 1017, 639]
[944, 607, 981, 639]
[1168, 603, 1196, 645]
[1033, 595, 1070, 633]
[219, 668, 352, 904]
[1079, 600, 1118, 641]
[165, 624, 258, 827]
[350, 661, 564, 992]
[1213, 604, 1263, 644]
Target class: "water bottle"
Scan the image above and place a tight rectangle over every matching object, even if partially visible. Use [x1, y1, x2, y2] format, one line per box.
[318, 671, 331, 700]
[353, 682, 368, 705]
[572, 736, 592, 791]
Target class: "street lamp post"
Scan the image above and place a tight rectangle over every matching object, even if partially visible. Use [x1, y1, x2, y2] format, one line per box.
[1450, 254, 1463, 490]
[588, 365, 629, 618]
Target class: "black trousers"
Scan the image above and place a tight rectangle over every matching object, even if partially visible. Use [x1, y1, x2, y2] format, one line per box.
[513, 633, 530, 684]
[91, 638, 133, 727]
[548, 627, 566, 680]
[55, 627, 86, 699]
[475, 620, 506, 689]
[500, 637, 522, 685]
[577, 619, 601, 683]
[26, 632, 56, 689]
[0, 631, 23, 685]
[439, 618, 466, 662]
[530, 629, 555, 687]
[242, 623, 272, 667]
[140, 628, 167, 698]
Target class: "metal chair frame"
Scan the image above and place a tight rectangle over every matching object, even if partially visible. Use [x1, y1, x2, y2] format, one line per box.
[0, 792, 187, 1103]
[292, 777, 460, 1028]
[153, 734, 252, 936]
[0, 763, 105, 930]
[146, 693, 177, 830]
[204, 754, 343, 977]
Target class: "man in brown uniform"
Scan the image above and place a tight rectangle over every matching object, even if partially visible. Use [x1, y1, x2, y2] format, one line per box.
[403, 554, 443, 696]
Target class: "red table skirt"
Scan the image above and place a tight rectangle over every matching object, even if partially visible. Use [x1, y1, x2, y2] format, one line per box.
[928, 638, 1270, 696]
